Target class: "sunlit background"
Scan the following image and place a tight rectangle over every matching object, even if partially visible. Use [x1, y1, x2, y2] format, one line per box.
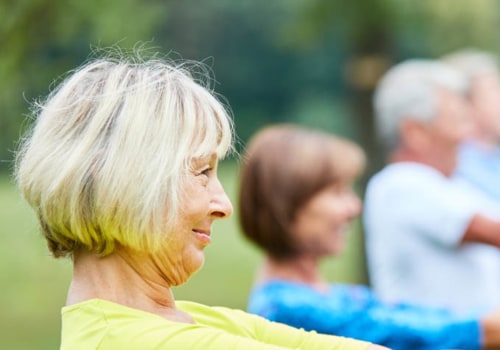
[2, 1, 500, 348]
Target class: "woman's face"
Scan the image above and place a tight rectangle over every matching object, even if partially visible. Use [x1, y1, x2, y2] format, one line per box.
[160, 153, 233, 285]
[290, 183, 361, 259]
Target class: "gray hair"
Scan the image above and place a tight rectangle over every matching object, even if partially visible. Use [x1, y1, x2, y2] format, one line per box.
[373, 59, 468, 150]
[441, 48, 499, 80]
[15, 54, 234, 257]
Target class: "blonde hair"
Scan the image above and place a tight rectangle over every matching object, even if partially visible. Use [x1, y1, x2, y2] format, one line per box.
[15, 54, 234, 258]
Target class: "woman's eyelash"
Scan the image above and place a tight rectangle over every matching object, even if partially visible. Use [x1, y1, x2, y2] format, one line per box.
[200, 167, 213, 176]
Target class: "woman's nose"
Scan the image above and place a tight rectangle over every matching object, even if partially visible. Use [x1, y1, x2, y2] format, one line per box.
[211, 178, 233, 219]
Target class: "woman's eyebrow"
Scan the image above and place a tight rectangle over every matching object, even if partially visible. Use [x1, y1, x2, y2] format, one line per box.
[191, 153, 218, 167]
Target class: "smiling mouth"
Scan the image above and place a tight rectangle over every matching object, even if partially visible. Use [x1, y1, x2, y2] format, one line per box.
[193, 229, 212, 245]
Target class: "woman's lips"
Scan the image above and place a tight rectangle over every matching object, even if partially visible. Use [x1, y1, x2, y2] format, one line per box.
[193, 229, 211, 245]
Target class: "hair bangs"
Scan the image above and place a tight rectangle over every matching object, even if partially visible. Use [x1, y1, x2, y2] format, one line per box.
[184, 87, 234, 164]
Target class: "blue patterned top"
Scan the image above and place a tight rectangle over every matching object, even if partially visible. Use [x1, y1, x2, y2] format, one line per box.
[247, 280, 481, 350]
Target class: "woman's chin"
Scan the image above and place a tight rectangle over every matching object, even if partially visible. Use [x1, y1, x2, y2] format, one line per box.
[324, 244, 346, 257]
[182, 254, 206, 280]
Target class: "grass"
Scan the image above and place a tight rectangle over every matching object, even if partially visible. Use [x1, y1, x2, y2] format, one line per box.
[1, 160, 367, 349]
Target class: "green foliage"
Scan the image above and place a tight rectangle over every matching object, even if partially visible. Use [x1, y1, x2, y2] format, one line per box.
[4, 0, 500, 173]
[0, 0, 168, 172]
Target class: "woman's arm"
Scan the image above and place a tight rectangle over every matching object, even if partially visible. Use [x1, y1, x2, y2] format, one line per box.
[368, 346, 390, 350]
[462, 213, 500, 247]
[480, 309, 500, 349]
[179, 301, 380, 349]
[250, 310, 377, 350]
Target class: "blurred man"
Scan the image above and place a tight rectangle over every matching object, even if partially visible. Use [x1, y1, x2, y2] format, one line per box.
[442, 49, 500, 201]
[363, 59, 500, 314]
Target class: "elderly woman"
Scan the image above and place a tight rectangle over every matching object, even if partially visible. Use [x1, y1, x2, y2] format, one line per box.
[14, 53, 383, 350]
[238, 124, 500, 350]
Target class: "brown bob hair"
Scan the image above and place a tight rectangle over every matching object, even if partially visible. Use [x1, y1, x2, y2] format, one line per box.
[238, 124, 365, 260]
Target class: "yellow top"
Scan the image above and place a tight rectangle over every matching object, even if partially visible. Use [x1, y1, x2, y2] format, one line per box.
[61, 298, 371, 349]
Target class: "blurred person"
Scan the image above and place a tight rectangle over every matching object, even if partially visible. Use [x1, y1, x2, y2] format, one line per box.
[442, 48, 500, 201]
[14, 52, 383, 350]
[239, 123, 500, 350]
[364, 59, 500, 313]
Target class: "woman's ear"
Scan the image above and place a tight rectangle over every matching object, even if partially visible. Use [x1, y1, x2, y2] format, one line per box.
[399, 118, 430, 151]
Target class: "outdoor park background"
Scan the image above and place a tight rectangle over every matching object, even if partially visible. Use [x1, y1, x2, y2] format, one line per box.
[2, 1, 500, 348]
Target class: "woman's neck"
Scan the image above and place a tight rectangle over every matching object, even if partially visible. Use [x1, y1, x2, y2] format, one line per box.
[257, 255, 328, 292]
[67, 249, 193, 323]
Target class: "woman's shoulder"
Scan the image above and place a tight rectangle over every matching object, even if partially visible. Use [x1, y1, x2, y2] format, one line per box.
[61, 299, 271, 349]
[61, 299, 173, 349]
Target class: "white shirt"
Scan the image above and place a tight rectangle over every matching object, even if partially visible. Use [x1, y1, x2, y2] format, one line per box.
[363, 162, 500, 313]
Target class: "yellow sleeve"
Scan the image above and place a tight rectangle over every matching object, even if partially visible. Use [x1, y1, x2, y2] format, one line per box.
[62, 299, 372, 350]
[178, 301, 371, 350]
[252, 311, 370, 349]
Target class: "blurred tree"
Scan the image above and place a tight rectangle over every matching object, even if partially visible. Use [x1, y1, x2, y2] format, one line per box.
[0, 0, 167, 172]
[2, 0, 500, 174]
[283, 0, 500, 180]
[156, 0, 305, 147]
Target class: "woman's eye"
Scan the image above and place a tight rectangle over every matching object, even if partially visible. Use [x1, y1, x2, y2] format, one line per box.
[200, 167, 213, 176]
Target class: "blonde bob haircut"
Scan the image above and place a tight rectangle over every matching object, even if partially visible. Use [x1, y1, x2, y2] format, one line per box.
[15, 53, 234, 258]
